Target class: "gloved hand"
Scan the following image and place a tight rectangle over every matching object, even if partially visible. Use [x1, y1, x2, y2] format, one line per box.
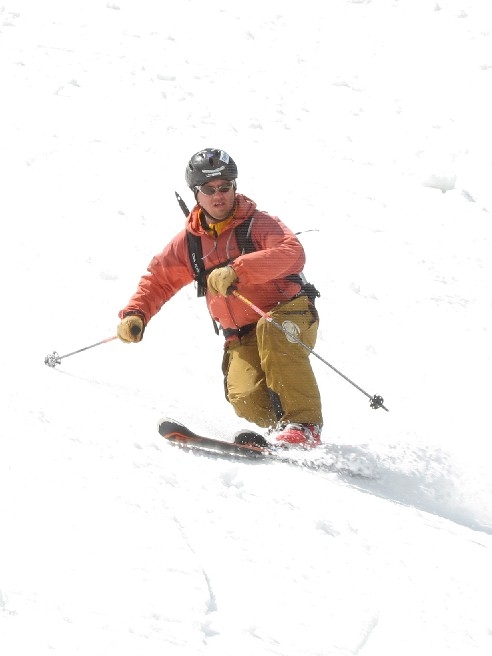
[207, 266, 238, 296]
[117, 314, 144, 343]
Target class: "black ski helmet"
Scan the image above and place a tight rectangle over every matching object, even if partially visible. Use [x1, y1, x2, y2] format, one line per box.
[185, 148, 238, 189]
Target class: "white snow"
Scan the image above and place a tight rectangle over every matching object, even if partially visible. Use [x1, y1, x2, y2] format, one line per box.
[1, 1, 492, 654]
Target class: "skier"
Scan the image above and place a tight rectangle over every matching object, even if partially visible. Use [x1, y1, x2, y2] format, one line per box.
[117, 148, 323, 447]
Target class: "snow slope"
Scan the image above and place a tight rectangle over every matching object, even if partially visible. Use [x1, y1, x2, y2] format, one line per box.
[1, 1, 492, 654]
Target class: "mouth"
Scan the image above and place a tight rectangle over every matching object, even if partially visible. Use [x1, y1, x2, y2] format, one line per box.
[201, 193, 234, 221]
[212, 199, 228, 210]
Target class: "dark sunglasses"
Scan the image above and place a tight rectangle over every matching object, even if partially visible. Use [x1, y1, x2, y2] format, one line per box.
[197, 182, 234, 196]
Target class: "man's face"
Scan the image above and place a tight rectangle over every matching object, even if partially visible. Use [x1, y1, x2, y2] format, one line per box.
[196, 179, 235, 222]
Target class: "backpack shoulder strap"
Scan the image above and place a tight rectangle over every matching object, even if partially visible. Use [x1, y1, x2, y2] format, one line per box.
[186, 231, 208, 297]
[186, 215, 257, 297]
[186, 232, 204, 278]
[234, 215, 256, 254]
[186, 231, 220, 333]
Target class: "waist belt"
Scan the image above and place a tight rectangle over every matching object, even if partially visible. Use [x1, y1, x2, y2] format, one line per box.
[222, 322, 257, 340]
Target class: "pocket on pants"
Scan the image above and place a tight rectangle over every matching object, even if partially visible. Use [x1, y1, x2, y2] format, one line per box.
[221, 348, 231, 402]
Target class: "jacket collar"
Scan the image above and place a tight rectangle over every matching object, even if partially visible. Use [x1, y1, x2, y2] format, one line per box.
[187, 194, 257, 236]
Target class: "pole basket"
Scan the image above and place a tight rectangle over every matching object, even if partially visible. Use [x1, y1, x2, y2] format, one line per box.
[44, 351, 62, 368]
[370, 394, 386, 410]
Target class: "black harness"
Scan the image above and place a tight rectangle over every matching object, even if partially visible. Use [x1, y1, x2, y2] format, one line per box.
[186, 215, 256, 297]
[186, 215, 320, 302]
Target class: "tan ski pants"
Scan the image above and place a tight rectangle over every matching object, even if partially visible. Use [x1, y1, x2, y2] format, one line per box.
[222, 295, 323, 428]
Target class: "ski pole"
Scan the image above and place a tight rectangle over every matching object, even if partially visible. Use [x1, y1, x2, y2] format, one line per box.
[44, 335, 117, 368]
[173, 192, 388, 411]
[232, 291, 389, 412]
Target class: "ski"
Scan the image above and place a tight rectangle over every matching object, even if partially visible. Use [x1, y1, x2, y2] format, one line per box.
[158, 418, 273, 459]
[157, 418, 379, 478]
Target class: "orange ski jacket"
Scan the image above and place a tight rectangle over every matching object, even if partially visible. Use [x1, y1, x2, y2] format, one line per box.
[118, 194, 306, 333]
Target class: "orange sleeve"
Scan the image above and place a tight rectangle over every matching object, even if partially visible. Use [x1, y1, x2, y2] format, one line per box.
[232, 213, 305, 285]
[118, 231, 194, 324]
